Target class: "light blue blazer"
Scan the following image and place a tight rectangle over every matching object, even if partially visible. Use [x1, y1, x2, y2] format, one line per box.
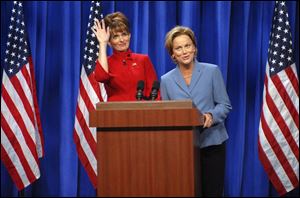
[160, 61, 232, 148]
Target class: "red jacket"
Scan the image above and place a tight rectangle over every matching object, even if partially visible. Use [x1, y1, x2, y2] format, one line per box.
[95, 49, 160, 101]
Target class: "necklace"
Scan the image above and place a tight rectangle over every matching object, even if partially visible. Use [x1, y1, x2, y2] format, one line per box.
[183, 74, 192, 79]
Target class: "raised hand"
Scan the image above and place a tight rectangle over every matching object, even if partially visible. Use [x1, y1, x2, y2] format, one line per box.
[92, 18, 110, 45]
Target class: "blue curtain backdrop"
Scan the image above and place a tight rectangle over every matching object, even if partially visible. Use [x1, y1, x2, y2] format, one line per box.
[1, 1, 299, 197]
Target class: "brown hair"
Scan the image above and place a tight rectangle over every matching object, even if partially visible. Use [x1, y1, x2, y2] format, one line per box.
[104, 12, 130, 36]
[165, 26, 197, 57]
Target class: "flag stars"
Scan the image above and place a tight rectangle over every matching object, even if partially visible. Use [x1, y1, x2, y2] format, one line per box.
[279, 62, 283, 66]
[3, 3, 34, 77]
[275, 34, 280, 39]
[285, 21, 289, 26]
[277, 26, 282, 31]
[81, 5, 104, 75]
[280, 54, 285, 59]
[281, 45, 286, 50]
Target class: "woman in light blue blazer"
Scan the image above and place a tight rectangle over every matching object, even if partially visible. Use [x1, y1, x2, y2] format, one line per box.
[161, 26, 232, 197]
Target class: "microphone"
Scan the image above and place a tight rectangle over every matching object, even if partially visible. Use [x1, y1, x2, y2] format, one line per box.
[150, 81, 160, 100]
[136, 80, 144, 100]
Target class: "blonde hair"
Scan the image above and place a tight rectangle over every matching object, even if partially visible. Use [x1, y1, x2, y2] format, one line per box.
[104, 12, 130, 36]
[165, 26, 197, 57]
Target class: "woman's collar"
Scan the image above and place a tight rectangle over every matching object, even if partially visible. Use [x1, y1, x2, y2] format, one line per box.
[112, 48, 132, 58]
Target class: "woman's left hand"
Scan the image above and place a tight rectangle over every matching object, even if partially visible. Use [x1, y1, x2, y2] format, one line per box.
[203, 113, 213, 128]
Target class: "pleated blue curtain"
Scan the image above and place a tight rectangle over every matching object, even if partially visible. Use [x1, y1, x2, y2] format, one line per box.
[1, 1, 299, 197]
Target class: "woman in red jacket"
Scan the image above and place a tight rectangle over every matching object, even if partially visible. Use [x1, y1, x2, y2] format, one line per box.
[92, 12, 160, 101]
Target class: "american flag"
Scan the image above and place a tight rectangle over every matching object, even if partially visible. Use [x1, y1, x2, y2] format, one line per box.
[73, 1, 107, 188]
[1, 1, 44, 190]
[258, 1, 299, 196]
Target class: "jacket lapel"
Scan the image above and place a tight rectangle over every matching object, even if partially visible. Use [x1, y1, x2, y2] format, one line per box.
[189, 61, 203, 93]
[174, 66, 191, 96]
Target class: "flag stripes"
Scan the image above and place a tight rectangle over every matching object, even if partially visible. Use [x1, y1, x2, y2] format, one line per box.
[73, 66, 103, 188]
[1, 1, 44, 190]
[258, 1, 299, 195]
[73, 1, 106, 188]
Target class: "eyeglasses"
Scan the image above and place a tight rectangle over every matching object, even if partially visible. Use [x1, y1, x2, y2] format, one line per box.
[111, 32, 129, 41]
[173, 43, 194, 54]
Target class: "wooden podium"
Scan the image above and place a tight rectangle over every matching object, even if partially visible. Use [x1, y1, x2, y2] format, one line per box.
[89, 100, 203, 197]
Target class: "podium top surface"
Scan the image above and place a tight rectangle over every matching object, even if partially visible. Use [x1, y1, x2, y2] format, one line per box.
[90, 100, 203, 127]
[96, 100, 195, 110]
